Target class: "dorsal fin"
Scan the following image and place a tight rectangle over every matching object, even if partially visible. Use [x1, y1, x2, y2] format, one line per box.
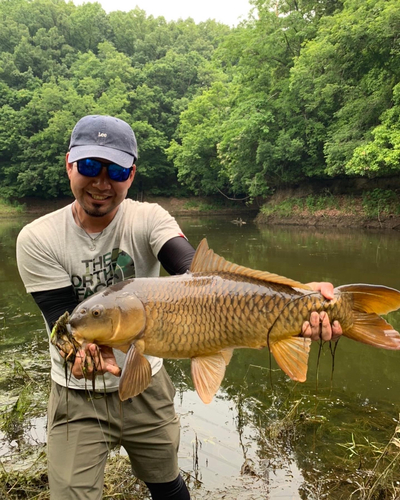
[190, 238, 312, 291]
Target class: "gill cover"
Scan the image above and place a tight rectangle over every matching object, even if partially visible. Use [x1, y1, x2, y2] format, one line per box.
[69, 291, 146, 349]
[112, 292, 147, 346]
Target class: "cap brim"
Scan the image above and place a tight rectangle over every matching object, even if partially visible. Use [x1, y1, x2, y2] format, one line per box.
[69, 145, 135, 168]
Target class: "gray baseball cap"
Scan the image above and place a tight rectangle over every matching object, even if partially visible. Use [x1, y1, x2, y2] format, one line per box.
[68, 115, 138, 167]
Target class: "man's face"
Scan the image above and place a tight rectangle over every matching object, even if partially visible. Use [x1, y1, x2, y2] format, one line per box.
[66, 153, 135, 218]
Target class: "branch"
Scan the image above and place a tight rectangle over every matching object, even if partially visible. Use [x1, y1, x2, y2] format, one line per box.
[217, 188, 250, 201]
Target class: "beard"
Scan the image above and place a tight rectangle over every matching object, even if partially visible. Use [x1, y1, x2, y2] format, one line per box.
[79, 196, 119, 218]
[82, 204, 112, 217]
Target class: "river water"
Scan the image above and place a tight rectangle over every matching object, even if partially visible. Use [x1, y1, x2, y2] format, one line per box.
[1, 213, 400, 499]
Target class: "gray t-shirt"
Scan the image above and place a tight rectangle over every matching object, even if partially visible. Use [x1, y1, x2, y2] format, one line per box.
[17, 199, 185, 391]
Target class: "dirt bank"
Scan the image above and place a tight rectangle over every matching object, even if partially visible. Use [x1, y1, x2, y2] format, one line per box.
[256, 212, 400, 230]
[9, 193, 400, 231]
[17, 195, 259, 218]
[254, 183, 400, 230]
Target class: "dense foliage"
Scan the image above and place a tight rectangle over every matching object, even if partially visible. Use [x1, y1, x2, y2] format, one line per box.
[0, 0, 398, 199]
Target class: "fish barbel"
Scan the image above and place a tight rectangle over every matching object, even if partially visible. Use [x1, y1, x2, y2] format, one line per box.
[52, 238, 400, 404]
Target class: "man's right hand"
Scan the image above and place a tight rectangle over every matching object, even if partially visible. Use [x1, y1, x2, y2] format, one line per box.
[71, 344, 122, 380]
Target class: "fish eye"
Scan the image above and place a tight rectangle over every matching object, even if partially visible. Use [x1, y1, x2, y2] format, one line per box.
[91, 305, 104, 318]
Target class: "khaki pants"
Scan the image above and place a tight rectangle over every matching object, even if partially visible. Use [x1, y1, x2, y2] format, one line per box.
[47, 367, 180, 500]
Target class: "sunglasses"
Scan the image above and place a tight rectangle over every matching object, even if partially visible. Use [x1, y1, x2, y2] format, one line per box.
[76, 158, 133, 182]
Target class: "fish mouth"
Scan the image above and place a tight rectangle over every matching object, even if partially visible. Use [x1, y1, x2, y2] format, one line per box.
[51, 312, 80, 362]
[68, 315, 80, 329]
[51, 311, 70, 339]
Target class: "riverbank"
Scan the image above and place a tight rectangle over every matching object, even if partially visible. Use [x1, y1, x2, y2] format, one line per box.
[257, 212, 400, 230]
[10, 195, 258, 218]
[3, 188, 400, 230]
[256, 190, 400, 230]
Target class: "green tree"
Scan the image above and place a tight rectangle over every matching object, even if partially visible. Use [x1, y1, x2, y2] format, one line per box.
[168, 81, 231, 195]
[346, 82, 400, 177]
[172, 0, 338, 197]
[291, 0, 399, 177]
[67, 2, 111, 53]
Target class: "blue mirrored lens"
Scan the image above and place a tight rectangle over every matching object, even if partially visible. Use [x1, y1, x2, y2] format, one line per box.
[77, 159, 102, 177]
[76, 159, 131, 182]
[107, 163, 131, 182]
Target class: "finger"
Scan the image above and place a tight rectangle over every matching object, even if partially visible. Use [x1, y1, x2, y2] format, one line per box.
[71, 349, 87, 379]
[319, 283, 335, 300]
[99, 345, 114, 356]
[87, 344, 120, 377]
[83, 351, 95, 378]
[88, 344, 103, 372]
[302, 321, 312, 338]
[319, 311, 332, 342]
[97, 345, 121, 377]
[310, 311, 322, 341]
[331, 320, 343, 341]
[75, 346, 99, 379]
[107, 365, 122, 377]
[302, 312, 320, 341]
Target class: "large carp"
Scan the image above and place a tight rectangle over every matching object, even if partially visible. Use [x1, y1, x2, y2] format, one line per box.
[52, 238, 400, 404]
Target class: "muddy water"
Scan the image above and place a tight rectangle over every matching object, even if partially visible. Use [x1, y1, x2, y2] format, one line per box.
[1, 214, 400, 499]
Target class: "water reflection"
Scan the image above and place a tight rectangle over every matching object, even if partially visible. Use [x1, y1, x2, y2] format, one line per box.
[179, 218, 400, 288]
[1, 215, 400, 498]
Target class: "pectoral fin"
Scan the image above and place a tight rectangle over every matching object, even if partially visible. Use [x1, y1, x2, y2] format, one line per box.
[119, 341, 152, 401]
[191, 353, 227, 404]
[270, 337, 311, 382]
[221, 348, 234, 365]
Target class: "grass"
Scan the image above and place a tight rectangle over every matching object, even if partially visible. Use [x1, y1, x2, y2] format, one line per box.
[260, 189, 400, 220]
[250, 394, 400, 499]
[333, 419, 400, 499]
[182, 198, 237, 212]
[260, 194, 343, 217]
[183, 200, 219, 211]
[0, 448, 152, 499]
[0, 354, 195, 499]
[0, 199, 25, 215]
[362, 189, 400, 218]
[2, 372, 400, 499]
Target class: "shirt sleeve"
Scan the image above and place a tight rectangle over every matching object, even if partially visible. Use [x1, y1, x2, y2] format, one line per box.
[16, 225, 73, 293]
[147, 204, 188, 258]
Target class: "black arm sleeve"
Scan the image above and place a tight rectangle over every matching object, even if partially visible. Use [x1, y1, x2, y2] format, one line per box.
[31, 285, 78, 329]
[157, 236, 196, 275]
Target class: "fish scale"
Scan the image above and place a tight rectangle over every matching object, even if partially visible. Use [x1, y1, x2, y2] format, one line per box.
[132, 275, 320, 358]
[52, 238, 400, 404]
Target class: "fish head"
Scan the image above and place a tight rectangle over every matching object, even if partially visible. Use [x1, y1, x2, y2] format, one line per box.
[69, 290, 146, 348]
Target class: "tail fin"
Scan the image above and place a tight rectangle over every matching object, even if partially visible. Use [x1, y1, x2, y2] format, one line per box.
[338, 284, 400, 350]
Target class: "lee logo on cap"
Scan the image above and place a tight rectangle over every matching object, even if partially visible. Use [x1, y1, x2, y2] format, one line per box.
[98, 132, 107, 138]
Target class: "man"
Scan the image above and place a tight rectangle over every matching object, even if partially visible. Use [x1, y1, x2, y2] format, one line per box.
[16, 115, 342, 500]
